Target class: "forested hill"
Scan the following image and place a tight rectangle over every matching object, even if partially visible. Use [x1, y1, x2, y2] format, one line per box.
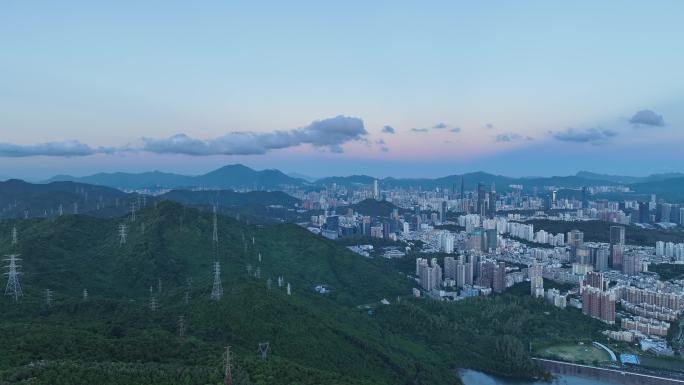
[0, 202, 453, 385]
[0, 201, 408, 304]
[0, 202, 608, 384]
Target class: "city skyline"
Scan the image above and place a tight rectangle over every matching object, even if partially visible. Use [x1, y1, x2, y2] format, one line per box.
[2, 1, 683, 179]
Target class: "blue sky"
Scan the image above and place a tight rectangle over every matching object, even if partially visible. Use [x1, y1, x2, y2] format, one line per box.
[1, 1, 683, 179]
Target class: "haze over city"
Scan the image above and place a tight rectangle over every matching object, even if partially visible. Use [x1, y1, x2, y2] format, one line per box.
[2, 1, 683, 179]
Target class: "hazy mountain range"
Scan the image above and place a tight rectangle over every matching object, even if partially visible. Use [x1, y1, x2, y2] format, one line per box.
[41, 164, 684, 193]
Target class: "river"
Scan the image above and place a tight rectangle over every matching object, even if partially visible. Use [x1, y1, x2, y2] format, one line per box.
[460, 369, 616, 385]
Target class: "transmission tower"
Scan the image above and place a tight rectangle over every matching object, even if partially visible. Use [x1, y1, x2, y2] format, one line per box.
[45, 289, 53, 307]
[3, 254, 22, 303]
[11, 227, 17, 246]
[266, 278, 272, 290]
[258, 342, 269, 360]
[258, 253, 262, 263]
[178, 315, 186, 338]
[212, 204, 219, 244]
[277, 276, 284, 288]
[58, 204, 63, 216]
[83, 288, 88, 300]
[224, 346, 233, 385]
[118, 224, 127, 245]
[157, 277, 162, 293]
[287, 283, 291, 296]
[184, 277, 192, 304]
[211, 261, 223, 300]
[149, 286, 158, 311]
[255, 266, 260, 279]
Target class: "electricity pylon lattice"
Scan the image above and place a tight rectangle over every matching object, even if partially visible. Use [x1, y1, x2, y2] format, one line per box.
[118, 224, 127, 245]
[212, 204, 219, 244]
[287, 283, 291, 296]
[45, 289, 53, 307]
[211, 261, 223, 300]
[224, 346, 233, 385]
[83, 289, 88, 300]
[178, 315, 186, 338]
[149, 287, 158, 312]
[11, 227, 18, 245]
[4, 254, 23, 303]
[258, 342, 269, 360]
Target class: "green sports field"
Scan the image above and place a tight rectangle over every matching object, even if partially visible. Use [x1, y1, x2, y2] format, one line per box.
[538, 343, 612, 363]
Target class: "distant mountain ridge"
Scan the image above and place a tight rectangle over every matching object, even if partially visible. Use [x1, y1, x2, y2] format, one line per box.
[47, 164, 307, 190]
[45, 163, 684, 193]
[575, 171, 684, 184]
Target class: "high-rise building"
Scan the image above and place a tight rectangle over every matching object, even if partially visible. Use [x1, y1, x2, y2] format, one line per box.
[609, 225, 625, 267]
[567, 229, 584, 261]
[431, 258, 442, 289]
[464, 262, 474, 285]
[373, 179, 379, 200]
[469, 228, 483, 253]
[575, 246, 591, 265]
[477, 182, 485, 217]
[488, 182, 497, 218]
[584, 271, 605, 290]
[444, 257, 457, 280]
[581, 186, 588, 208]
[638, 201, 650, 223]
[440, 201, 447, 223]
[590, 246, 609, 272]
[477, 260, 494, 287]
[610, 226, 625, 246]
[582, 286, 616, 324]
[484, 228, 497, 253]
[492, 262, 506, 293]
[611, 244, 624, 268]
[456, 263, 466, 288]
[416, 258, 442, 291]
[622, 254, 642, 276]
[529, 264, 544, 298]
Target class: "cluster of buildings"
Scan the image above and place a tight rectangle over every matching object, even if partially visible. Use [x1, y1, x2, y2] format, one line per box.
[415, 256, 509, 297]
[300, 179, 684, 355]
[655, 241, 684, 260]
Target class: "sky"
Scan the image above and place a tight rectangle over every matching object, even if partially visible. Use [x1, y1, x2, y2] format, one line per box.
[1, 1, 683, 180]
